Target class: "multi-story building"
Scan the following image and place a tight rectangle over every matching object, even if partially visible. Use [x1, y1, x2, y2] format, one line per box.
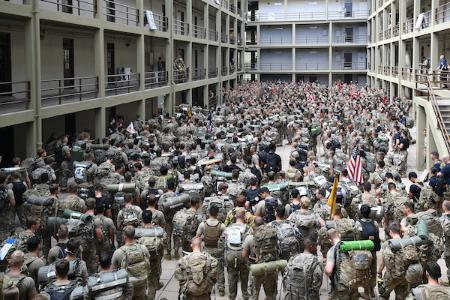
[245, 0, 369, 85]
[368, 0, 450, 170]
[0, 0, 246, 162]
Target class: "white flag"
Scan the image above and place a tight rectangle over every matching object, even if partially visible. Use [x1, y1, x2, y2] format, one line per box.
[127, 122, 136, 134]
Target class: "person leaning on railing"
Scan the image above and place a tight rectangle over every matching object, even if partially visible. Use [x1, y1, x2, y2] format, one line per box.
[437, 54, 449, 88]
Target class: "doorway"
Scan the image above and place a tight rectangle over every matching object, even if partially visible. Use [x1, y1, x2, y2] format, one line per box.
[345, 27, 353, 43]
[63, 38, 74, 87]
[0, 33, 11, 94]
[344, 52, 352, 69]
[344, 0, 353, 17]
[107, 43, 115, 82]
[107, 0, 116, 22]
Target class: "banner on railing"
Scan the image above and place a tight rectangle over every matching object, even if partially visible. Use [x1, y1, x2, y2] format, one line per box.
[415, 13, 424, 30]
[145, 10, 157, 30]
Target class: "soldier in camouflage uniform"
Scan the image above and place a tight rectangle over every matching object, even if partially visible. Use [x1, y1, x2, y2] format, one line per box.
[0, 173, 16, 242]
[145, 193, 166, 227]
[441, 200, 450, 280]
[158, 179, 177, 259]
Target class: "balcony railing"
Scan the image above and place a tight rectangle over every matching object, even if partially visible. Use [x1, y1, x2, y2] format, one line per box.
[104, 0, 139, 26]
[259, 63, 293, 71]
[144, 12, 168, 32]
[403, 18, 414, 34]
[383, 65, 390, 75]
[333, 62, 366, 70]
[296, 36, 329, 45]
[221, 0, 228, 10]
[401, 67, 415, 82]
[105, 73, 139, 95]
[0, 81, 30, 114]
[41, 76, 98, 106]
[422, 10, 432, 29]
[209, 29, 218, 41]
[392, 24, 399, 37]
[173, 19, 190, 36]
[230, 65, 235, 73]
[435, 2, 450, 24]
[237, 64, 242, 71]
[208, 68, 218, 78]
[221, 33, 228, 43]
[296, 63, 329, 71]
[237, 7, 242, 16]
[173, 68, 189, 84]
[378, 31, 383, 40]
[333, 34, 367, 44]
[392, 66, 399, 77]
[144, 71, 168, 89]
[221, 66, 228, 76]
[378, 0, 383, 8]
[230, 3, 235, 13]
[237, 38, 243, 46]
[250, 11, 326, 22]
[192, 68, 206, 81]
[377, 65, 383, 74]
[244, 63, 258, 71]
[229, 35, 236, 44]
[260, 36, 292, 45]
[40, 0, 96, 18]
[328, 10, 369, 20]
[384, 28, 391, 39]
[193, 25, 207, 39]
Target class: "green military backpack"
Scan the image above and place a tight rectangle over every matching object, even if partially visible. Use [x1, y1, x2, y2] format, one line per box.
[253, 224, 278, 263]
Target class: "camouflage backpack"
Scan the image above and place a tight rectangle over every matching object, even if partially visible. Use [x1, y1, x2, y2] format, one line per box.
[383, 244, 420, 279]
[274, 221, 302, 259]
[57, 194, 86, 216]
[338, 248, 373, 290]
[178, 252, 218, 296]
[406, 209, 443, 237]
[138, 227, 164, 254]
[443, 214, 450, 252]
[291, 212, 317, 237]
[283, 253, 321, 299]
[253, 224, 278, 263]
[202, 197, 234, 223]
[120, 244, 148, 282]
[121, 206, 140, 227]
[2, 274, 26, 298]
[183, 212, 203, 243]
[334, 218, 358, 241]
[417, 186, 440, 211]
[412, 285, 450, 300]
[173, 209, 190, 236]
[23, 193, 54, 229]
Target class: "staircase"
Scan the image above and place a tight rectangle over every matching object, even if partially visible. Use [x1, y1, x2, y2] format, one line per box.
[437, 100, 450, 139]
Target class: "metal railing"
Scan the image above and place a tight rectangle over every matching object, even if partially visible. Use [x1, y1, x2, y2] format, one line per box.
[378, 0, 383, 8]
[328, 10, 369, 19]
[384, 28, 391, 39]
[401, 67, 415, 82]
[244, 63, 258, 71]
[377, 65, 383, 74]
[392, 24, 400, 36]
[417, 72, 450, 153]
[259, 63, 293, 71]
[104, 0, 139, 26]
[208, 67, 218, 78]
[378, 31, 384, 40]
[383, 65, 390, 75]
[221, 66, 228, 76]
[249, 10, 372, 22]
[416, 71, 450, 90]
[173, 68, 189, 84]
[333, 34, 367, 44]
[40, 0, 96, 17]
[221, 32, 228, 43]
[230, 65, 235, 73]
[41, 76, 98, 105]
[333, 61, 366, 70]
[192, 68, 206, 80]
[296, 36, 329, 44]
[229, 3, 235, 13]
[144, 71, 168, 89]
[237, 38, 242, 46]
[260, 36, 292, 44]
[220, 0, 228, 10]
[237, 7, 242, 16]
[296, 63, 329, 70]
[209, 29, 218, 41]
[173, 19, 190, 36]
[193, 25, 207, 39]
[403, 18, 414, 34]
[435, 2, 450, 24]
[105, 73, 139, 95]
[145, 12, 168, 32]
[392, 66, 399, 77]
[422, 10, 432, 28]
[237, 64, 242, 71]
[0, 81, 31, 113]
[229, 35, 236, 44]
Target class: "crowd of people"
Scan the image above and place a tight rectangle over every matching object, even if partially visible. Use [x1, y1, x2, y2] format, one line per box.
[1, 80, 450, 300]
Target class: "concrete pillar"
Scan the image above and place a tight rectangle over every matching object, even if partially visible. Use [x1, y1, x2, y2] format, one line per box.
[430, 32, 439, 72]
[30, 0, 42, 149]
[427, 125, 438, 171]
[292, 48, 295, 72]
[431, 0, 439, 25]
[164, 94, 173, 116]
[203, 84, 209, 107]
[412, 37, 420, 70]
[94, 29, 106, 98]
[187, 42, 192, 81]
[137, 35, 145, 91]
[292, 23, 296, 47]
[138, 100, 145, 121]
[95, 107, 106, 139]
[136, 0, 144, 27]
[416, 104, 426, 171]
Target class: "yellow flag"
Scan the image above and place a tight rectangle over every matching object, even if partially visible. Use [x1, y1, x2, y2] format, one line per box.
[327, 175, 339, 218]
[187, 105, 192, 119]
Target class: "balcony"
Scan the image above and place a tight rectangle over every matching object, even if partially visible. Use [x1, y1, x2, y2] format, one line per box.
[435, 2, 450, 24]
[193, 25, 207, 39]
[209, 29, 219, 41]
[221, 0, 228, 10]
[333, 61, 366, 70]
[144, 71, 168, 89]
[392, 66, 399, 77]
[237, 37, 243, 46]
[237, 64, 242, 71]
[221, 33, 228, 43]
[208, 67, 218, 78]
[250, 11, 326, 22]
[384, 28, 391, 39]
[40, 0, 96, 18]
[244, 63, 258, 71]
[230, 35, 236, 44]
[221, 66, 228, 76]
[237, 8, 242, 16]
[173, 68, 189, 84]
[260, 36, 292, 45]
[144, 12, 168, 32]
[230, 65, 235, 73]
[229, 3, 235, 13]
[0, 81, 31, 114]
[378, 31, 383, 40]
[403, 18, 414, 34]
[41, 76, 98, 107]
[333, 35, 367, 44]
[105, 73, 139, 96]
[378, 0, 383, 9]
[383, 65, 390, 76]
[192, 68, 206, 81]
[377, 65, 383, 74]
[174, 19, 190, 36]
[296, 36, 329, 45]
[296, 63, 329, 71]
[104, 0, 139, 26]
[393, 24, 399, 37]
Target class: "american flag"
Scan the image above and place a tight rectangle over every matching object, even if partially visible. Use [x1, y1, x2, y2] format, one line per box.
[347, 148, 363, 184]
